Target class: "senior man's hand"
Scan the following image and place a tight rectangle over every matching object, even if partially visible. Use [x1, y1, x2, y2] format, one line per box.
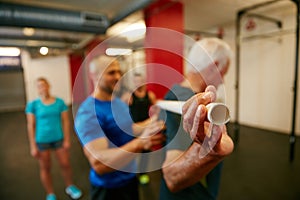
[182, 85, 234, 157]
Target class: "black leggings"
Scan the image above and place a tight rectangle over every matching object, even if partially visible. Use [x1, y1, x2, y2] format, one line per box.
[90, 178, 139, 200]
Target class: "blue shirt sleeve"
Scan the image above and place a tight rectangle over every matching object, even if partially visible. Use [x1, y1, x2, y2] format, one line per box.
[25, 100, 36, 114]
[56, 98, 68, 112]
[74, 98, 104, 146]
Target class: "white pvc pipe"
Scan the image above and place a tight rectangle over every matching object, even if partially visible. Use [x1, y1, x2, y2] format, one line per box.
[156, 100, 230, 125]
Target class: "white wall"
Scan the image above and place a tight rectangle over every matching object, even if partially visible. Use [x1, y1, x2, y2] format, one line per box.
[196, 5, 300, 135]
[22, 51, 72, 105]
[20, 3, 300, 135]
[236, 6, 299, 135]
[120, 50, 146, 91]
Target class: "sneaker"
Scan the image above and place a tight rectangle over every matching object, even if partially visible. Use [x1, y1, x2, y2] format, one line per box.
[139, 174, 150, 185]
[65, 185, 82, 199]
[46, 194, 56, 200]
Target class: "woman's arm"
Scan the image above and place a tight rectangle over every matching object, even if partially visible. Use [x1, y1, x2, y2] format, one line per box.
[61, 111, 71, 149]
[26, 114, 39, 158]
[148, 90, 157, 105]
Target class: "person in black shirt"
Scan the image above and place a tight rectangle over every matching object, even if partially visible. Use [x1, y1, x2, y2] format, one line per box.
[125, 73, 157, 184]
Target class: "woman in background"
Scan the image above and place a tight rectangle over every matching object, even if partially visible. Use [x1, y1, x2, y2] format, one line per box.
[25, 77, 82, 200]
[124, 73, 157, 185]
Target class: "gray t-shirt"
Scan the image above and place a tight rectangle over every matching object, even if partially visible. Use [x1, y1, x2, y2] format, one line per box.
[160, 84, 214, 200]
[164, 84, 194, 151]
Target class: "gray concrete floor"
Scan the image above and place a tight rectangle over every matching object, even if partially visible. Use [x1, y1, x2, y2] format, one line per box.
[1, 111, 300, 200]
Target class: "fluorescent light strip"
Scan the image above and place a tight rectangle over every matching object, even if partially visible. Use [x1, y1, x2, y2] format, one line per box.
[106, 48, 132, 56]
[0, 47, 21, 56]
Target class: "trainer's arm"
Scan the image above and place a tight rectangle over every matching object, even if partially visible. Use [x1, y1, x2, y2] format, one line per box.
[83, 121, 165, 175]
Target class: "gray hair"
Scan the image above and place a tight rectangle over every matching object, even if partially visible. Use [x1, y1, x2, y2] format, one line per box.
[186, 38, 232, 73]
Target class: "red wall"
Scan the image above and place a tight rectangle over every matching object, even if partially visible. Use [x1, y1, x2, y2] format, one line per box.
[69, 0, 184, 101]
[144, 0, 184, 99]
[69, 53, 85, 104]
[69, 38, 107, 105]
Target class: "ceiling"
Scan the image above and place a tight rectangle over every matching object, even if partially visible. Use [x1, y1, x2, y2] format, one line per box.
[0, 0, 296, 57]
[0, 0, 152, 57]
[184, 0, 294, 30]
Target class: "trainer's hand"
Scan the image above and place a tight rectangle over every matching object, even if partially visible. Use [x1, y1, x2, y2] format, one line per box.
[139, 114, 165, 150]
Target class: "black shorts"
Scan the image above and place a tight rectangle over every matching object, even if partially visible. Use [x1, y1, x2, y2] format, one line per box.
[90, 177, 139, 200]
[36, 140, 63, 151]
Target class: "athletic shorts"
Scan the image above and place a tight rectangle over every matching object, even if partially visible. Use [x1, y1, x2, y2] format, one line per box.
[90, 177, 139, 200]
[36, 139, 63, 151]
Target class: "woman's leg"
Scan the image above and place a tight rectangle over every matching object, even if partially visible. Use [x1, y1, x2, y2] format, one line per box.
[55, 147, 82, 199]
[38, 150, 54, 194]
[55, 147, 73, 186]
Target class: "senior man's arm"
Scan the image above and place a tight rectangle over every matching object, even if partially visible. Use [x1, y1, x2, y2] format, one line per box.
[162, 86, 234, 192]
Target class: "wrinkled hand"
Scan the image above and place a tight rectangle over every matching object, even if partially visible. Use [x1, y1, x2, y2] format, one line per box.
[182, 85, 216, 143]
[206, 124, 233, 157]
[182, 85, 234, 157]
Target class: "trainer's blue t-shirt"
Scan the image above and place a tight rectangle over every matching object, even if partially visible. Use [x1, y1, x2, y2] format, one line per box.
[25, 97, 68, 143]
[75, 96, 137, 188]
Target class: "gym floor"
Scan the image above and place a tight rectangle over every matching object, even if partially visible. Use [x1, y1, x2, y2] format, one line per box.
[0, 110, 300, 200]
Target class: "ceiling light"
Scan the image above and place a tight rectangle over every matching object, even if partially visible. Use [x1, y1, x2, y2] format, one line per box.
[106, 19, 146, 43]
[121, 21, 146, 42]
[40, 47, 49, 55]
[0, 47, 21, 56]
[23, 27, 35, 36]
[105, 48, 132, 56]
